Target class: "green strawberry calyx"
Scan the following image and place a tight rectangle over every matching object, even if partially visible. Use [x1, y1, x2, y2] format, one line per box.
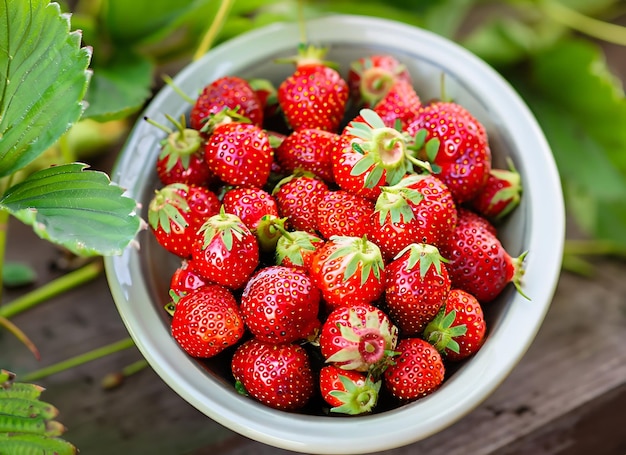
[275, 230, 322, 267]
[351, 57, 407, 107]
[254, 215, 287, 253]
[147, 183, 190, 233]
[423, 307, 467, 355]
[145, 114, 202, 172]
[394, 242, 449, 278]
[329, 373, 382, 415]
[275, 43, 338, 70]
[346, 109, 433, 188]
[406, 128, 443, 174]
[328, 235, 385, 286]
[326, 307, 398, 372]
[485, 162, 522, 220]
[374, 175, 427, 226]
[513, 250, 531, 301]
[198, 207, 249, 251]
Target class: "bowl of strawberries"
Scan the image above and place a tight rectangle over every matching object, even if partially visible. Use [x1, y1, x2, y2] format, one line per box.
[105, 13, 564, 454]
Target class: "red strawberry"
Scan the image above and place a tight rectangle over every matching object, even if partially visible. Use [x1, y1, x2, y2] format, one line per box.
[277, 44, 349, 132]
[319, 302, 398, 373]
[169, 260, 210, 299]
[222, 187, 279, 231]
[148, 183, 221, 259]
[333, 109, 431, 201]
[204, 121, 274, 188]
[190, 208, 259, 289]
[384, 243, 451, 336]
[316, 190, 375, 239]
[348, 54, 412, 108]
[149, 116, 213, 187]
[407, 101, 491, 203]
[310, 236, 386, 311]
[319, 365, 381, 415]
[275, 230, 325, 271]
[231, 338, 315, 411]
[240, 265, 320, 345]
[170, 284, 245, 358]
[190, 75, 263, 129]
[273, 174, 329, 233]
[438, 208, 528, 302]
[275, 128, 337, 183]
[470, 159, 522, 220]
[370, 78, 422, 130]
[249, 78, 279, 119]
[383, 338, 445, 402]
[423, 288, 487, 362]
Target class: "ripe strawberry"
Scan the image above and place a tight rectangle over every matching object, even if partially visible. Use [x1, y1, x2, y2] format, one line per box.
[383, 338, 445, 402]
[190, 208, 259, 289]
[148, 183, 221, 259]
[407, 101, 492, 203]
[231, 338, 315, 411]
[348, 54, 412, 107]
[384, 243, 451, 336]
[273, 174, 329, 233]
[222, 187, 279, 231]
[423, 289, 486, 362]
[275, 128, 337, 183]
[169, 260, 210, 299]
[319, 302, 398, 373]
[438, 208, 528, 302]
[204, 120, 274, 188]
[275, 230, 325, 271]
[319, 365, 381, 415]
[240, 265, 320, 345]
[249, 78, 279, 119]
[277, 44, 349, 132]
[170, 284, 245, 358]
[316, 190, 375, 239]
[470, 159, 522, 220]
[333, 109, 431, 201]
[370, 78, 422, 130]
[149, 115, 213, 187]
[190, 75, 264, 129]
[310, 236, 386, 311]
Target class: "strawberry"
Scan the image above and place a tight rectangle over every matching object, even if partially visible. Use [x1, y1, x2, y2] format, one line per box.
[423, 289, 486, 362]
[316, 190, 375, 240]
[383, 338, 445, 402]
[348, 54, 412, 108]
[148, 183, 221, 259]
[169, 260, 210, 299]
[438, 208, 528, 303]
[190, 208, 259, 289]
[249, 77, 279, 119]
[231, 338, 315, 411]
[370, 78, 422, 130]
[190, 75, 264, 130]
[319, 365, 381, 415]
[470, 159, 522, 220]
[319, 302, 398, 373]
[204, 120, 274, 188]
[275, 128, 337, 183]
[310, 236, 386, 311]
[222, 187, 279, 231]
[333, 109, 431, 201]
[275, 230, 325, 271]
[277, 44, 349, 132]
[384, 243, 451, 336]
[240, 265, 320, 345]
[148, 115, 213, 187]
[273, 174, 329, 233]
[406, 101, 491, 203]
[170, 284, 245, 358]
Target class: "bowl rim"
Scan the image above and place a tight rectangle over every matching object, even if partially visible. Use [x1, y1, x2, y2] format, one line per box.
[105, 13, 565, 454]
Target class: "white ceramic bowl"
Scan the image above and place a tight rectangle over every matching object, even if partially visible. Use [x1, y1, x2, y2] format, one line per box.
[105, 14, 564, 454]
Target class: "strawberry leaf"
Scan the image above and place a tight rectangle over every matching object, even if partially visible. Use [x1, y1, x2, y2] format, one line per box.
[0, 0, 91, 178]
[0, 163, 142, 257]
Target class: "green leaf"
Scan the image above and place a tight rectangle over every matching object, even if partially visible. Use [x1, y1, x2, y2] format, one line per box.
[0, 163, 142, 257]
[0, 0, 91, 178]
[83, 50, 153, 121]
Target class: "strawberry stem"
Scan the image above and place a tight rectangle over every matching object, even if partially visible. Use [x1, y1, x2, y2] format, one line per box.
[193, 0, 235, 61]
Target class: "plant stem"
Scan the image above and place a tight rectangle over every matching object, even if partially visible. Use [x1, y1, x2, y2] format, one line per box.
[21, 337, 136, 382]
[0, 260, 103, 319]
[0, 315, 40, 360]
[101, 358, 149, 390]
[542, 1, 626, 46]
[192, 0, 235, 61]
